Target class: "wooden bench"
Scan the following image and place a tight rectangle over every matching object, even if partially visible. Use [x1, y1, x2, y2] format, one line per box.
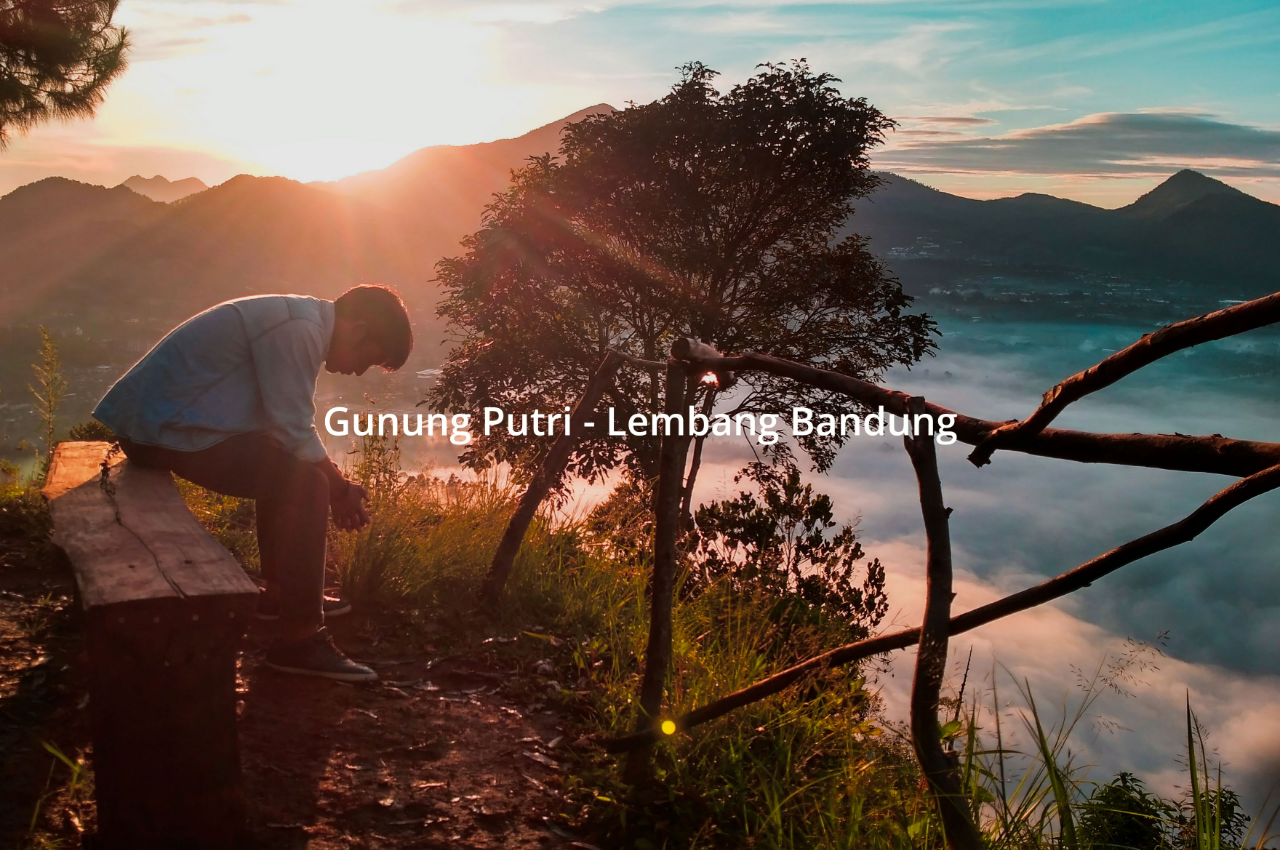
[42, 441, 259, 850]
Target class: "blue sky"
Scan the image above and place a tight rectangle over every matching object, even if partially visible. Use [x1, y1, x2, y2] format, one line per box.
[2, 0, 1278, 204]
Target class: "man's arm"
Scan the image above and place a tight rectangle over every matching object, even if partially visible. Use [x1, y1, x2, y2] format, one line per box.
[248, 317, 369, 530]
[249, 317, 330, 463]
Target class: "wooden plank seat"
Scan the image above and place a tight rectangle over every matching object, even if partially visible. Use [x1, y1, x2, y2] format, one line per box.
[42, 441, 259, 850]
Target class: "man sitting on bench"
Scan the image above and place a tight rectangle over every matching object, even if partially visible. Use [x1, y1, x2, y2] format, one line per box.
[92, 285, 413, 683]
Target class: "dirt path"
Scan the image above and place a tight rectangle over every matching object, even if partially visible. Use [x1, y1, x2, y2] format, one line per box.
[0, 546, 600, 850]
[235, 617, 589, 849]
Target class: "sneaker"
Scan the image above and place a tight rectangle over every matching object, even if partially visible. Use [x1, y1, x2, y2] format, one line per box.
[256, 591, 353, 621]
[264, 628, 378, 682]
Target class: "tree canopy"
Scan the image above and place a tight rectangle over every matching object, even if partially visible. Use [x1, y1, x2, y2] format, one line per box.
[430, 60, 936, 481]
[0, 0, 129, 148]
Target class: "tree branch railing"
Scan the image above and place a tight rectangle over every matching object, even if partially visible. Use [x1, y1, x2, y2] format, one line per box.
[681, 350, 1280, 479]
[488, 291, 1280, 603]
[595, 456, 1280, 753]
[624, 358, 694, 784]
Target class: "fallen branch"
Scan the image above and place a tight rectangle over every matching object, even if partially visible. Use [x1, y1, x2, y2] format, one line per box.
[967, 291, 1280, 467]
[904, 396, 983, 849]
[597, 461, 1280, 752]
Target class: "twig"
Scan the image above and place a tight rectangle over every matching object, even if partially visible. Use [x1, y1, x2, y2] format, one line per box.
[679, 388, 717, 524]
[99, 442, 122, 526]
[615, 352, 666, 372]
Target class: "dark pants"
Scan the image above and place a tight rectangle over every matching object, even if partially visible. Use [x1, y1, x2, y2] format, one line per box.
[119, 433, 327, 626]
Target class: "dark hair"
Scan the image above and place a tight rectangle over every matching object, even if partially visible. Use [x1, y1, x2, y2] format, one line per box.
[334, 284, 413, 370]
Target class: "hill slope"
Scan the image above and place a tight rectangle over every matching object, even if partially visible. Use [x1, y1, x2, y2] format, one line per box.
[4, 106, 1277, 344]
[317, 104, 615, 245]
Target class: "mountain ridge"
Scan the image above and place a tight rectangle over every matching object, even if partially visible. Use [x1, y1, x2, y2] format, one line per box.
[2, 107, 1277, 342]
[849, 170, 1279, 293]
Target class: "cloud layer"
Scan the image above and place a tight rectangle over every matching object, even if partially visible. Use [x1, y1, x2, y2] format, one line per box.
[881, 110, 1280, 180]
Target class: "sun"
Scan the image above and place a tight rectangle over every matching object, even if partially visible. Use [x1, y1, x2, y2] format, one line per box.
[109, 1, 552, 182]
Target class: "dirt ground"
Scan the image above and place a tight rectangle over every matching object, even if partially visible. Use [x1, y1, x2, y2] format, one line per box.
[0, 542, 603, 850]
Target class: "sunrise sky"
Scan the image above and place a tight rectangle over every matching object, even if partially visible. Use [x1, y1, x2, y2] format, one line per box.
[1, 0, 1278, 205]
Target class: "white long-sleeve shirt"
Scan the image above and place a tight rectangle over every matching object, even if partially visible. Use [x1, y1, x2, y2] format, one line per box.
[93, 295, 335, 462]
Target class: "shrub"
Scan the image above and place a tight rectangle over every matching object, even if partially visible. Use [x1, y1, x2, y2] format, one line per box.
[67, 420, 116, 442]
[690, 458, 888, 639]
[1078, 772, 1173, 850]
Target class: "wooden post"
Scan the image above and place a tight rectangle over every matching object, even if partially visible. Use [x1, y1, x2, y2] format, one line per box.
[482, 350, 625, 602]
[43, 442, 259, 850]
[902, 399, 983, 850]
[625, 357, 693, 783]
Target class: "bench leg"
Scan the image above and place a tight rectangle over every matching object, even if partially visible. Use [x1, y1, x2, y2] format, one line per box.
[87, 610, 250, 850]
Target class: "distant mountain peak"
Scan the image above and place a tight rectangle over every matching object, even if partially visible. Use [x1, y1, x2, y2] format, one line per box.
[1117, 169, 1244, 220]
[119, 174, 208, 203]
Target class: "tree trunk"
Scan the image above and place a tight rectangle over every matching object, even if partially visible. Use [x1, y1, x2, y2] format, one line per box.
[481, 351, 624, 603]
[624, 358, 693, 784]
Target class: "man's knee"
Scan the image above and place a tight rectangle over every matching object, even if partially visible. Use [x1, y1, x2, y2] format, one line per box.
[117, 438, 168, 470]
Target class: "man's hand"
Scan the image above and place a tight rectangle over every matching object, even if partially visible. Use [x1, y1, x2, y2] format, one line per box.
[331, 481, 370, 531]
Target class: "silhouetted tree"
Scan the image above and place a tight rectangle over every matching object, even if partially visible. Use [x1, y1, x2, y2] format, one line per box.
[0, 0, 129, 148]
[429, 60, 935, 484]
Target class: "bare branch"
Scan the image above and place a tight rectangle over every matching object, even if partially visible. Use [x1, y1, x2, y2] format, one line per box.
[967, 291, 1280, 467]
[616, 352, 667, 372]
[596, 461, 1280, 752]
[680, 388, 717, 524]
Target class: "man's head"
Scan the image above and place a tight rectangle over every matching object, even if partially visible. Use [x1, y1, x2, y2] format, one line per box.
[327, 284, 413, 376]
